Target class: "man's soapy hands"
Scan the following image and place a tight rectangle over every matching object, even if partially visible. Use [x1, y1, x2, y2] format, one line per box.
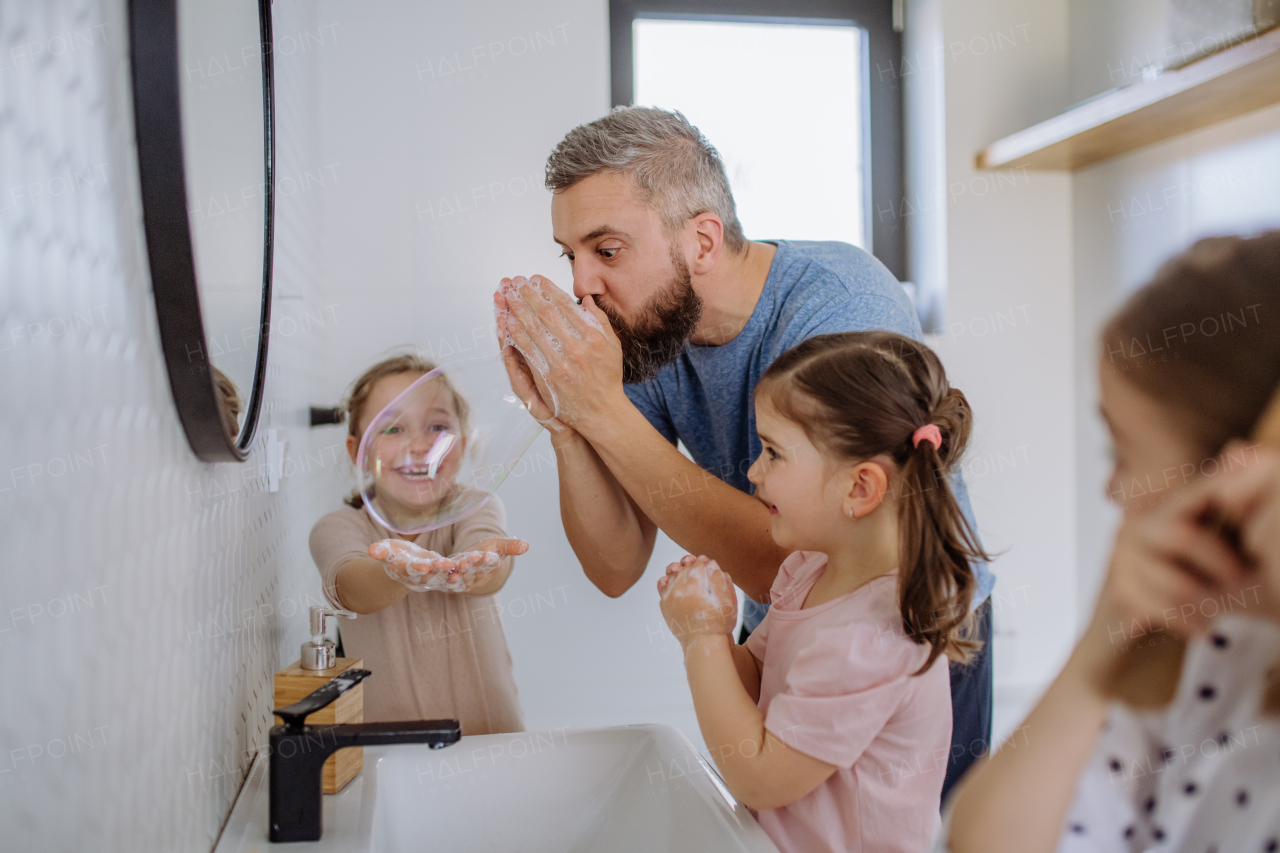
[369, 537, 528, 593]
[493, 275, 624, 435]
[658, 555, 738, 651]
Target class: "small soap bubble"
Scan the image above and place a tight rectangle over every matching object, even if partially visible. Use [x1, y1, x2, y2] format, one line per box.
[357, 355, 544, 534]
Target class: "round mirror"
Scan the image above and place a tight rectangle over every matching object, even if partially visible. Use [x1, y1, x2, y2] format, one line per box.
[179, 0, 270, 444]
[129, 0, 274, 461]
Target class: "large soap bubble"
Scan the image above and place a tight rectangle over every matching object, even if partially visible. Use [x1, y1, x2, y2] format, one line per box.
[356, 355, 543, 534]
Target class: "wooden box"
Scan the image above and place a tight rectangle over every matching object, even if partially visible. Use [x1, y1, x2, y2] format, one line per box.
[274, 657, 364, 794]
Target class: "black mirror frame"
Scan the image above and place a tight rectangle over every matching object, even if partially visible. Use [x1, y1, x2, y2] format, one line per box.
[128, 0, 276, 462]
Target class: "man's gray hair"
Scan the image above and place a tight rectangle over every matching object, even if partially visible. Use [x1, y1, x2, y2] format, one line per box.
[545, 106, 746, 253]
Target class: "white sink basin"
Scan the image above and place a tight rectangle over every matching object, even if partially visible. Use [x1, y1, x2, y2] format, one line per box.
[214, 724, 778, 852]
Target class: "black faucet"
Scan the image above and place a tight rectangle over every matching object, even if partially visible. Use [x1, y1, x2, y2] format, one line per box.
[269, 669, 461, 842]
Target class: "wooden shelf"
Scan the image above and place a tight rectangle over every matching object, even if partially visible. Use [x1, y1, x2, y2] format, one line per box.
[976, 26, 1280, 171]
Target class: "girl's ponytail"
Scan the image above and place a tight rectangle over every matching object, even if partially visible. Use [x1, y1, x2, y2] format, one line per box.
[896, 386, 984, 672]
[759, 332, 991, 673]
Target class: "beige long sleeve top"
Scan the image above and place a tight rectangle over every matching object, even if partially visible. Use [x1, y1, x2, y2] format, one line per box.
[308, 496, 524, 734]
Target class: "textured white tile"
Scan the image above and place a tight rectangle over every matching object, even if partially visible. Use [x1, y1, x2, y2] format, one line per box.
[1, 0, 334, 850]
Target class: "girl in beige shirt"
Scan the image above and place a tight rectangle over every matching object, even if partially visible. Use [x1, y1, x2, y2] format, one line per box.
[309, 354, 527, 733]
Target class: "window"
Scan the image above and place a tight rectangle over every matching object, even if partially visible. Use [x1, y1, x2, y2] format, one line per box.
[634, 18, 864, 247]
[611, 0, 904, 278]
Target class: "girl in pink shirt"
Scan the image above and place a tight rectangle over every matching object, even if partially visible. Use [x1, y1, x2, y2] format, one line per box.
[658, 330, 989, 853]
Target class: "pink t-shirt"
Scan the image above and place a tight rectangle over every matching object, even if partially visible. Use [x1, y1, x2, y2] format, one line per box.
[745, 551, 952, 853]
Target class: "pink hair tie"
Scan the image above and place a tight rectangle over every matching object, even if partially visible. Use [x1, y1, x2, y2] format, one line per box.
[912, 424, 942, 451]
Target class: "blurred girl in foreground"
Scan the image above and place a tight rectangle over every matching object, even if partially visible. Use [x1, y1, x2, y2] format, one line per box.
[947, 232, 1280, 853]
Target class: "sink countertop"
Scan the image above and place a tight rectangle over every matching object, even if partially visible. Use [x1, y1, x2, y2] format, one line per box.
[213, 724, 778, 853]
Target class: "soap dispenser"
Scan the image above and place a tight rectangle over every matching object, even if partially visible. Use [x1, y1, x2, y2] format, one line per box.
[274, 606, 364, 793]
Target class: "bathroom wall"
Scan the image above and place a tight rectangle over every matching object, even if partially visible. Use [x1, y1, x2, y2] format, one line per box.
[908, 0, 1280, 740]
[1068, 0, 1280, 615]
[903, 0, 1078, 737]
[300, 0, 706, 749]
[0, 0, 339, 850]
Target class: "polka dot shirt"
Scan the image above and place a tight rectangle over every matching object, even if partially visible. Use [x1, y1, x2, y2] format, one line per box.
[939, 615, 1280, 853]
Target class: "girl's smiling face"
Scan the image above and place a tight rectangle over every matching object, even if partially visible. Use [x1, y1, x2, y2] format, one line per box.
[747, 395, 853, 554]
[349, 372, 466, 513]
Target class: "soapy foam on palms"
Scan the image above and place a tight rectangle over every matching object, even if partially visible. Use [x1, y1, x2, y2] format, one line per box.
[532, 274, 609, 339]
[494, 275, 608, 423]
[660, 558, 735, 634]
[494, 279, 558, 415]
[660, 557, 720, 600]
[511, 275, 607, 339]
[375, 538, 501, 593]
[395, 550, 499, 593]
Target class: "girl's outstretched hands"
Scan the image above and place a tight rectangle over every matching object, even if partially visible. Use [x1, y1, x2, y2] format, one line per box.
[370, 539, 456, 580]
[447, 536, 529, 590]
[658, 555, 738, 651]
[370, 537, 527, 593]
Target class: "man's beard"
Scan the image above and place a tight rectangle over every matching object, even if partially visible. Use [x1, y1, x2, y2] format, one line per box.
[596, 249, 704, 384]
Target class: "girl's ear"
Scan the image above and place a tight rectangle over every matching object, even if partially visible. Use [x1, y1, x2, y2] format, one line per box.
[843, 460, 890, 520]
[346, 434, 359, 466]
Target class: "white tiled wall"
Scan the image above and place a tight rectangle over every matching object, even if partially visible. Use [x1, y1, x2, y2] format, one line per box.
[0, 1, 336, 849]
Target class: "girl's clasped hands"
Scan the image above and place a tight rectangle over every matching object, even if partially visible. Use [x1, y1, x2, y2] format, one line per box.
[657, 555, 739, 652]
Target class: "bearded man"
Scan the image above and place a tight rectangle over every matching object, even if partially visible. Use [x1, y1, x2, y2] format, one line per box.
[495, 107, 995, 800]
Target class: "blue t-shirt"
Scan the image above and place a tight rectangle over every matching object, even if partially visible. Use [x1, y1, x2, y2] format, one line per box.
[624, 241, 995, 631]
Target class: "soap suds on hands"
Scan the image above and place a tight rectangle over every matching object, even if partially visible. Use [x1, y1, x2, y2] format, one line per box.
[513, 275, 607, 338]
[493, 275, 608, 424]
[371, 539, 499, 593]
[658, 555, 738, 644]
[494, 278, 559, 416]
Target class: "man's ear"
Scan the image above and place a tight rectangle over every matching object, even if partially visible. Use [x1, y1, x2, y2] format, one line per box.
[842, 461, 890, 520]
[689, 212, 725, 276]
